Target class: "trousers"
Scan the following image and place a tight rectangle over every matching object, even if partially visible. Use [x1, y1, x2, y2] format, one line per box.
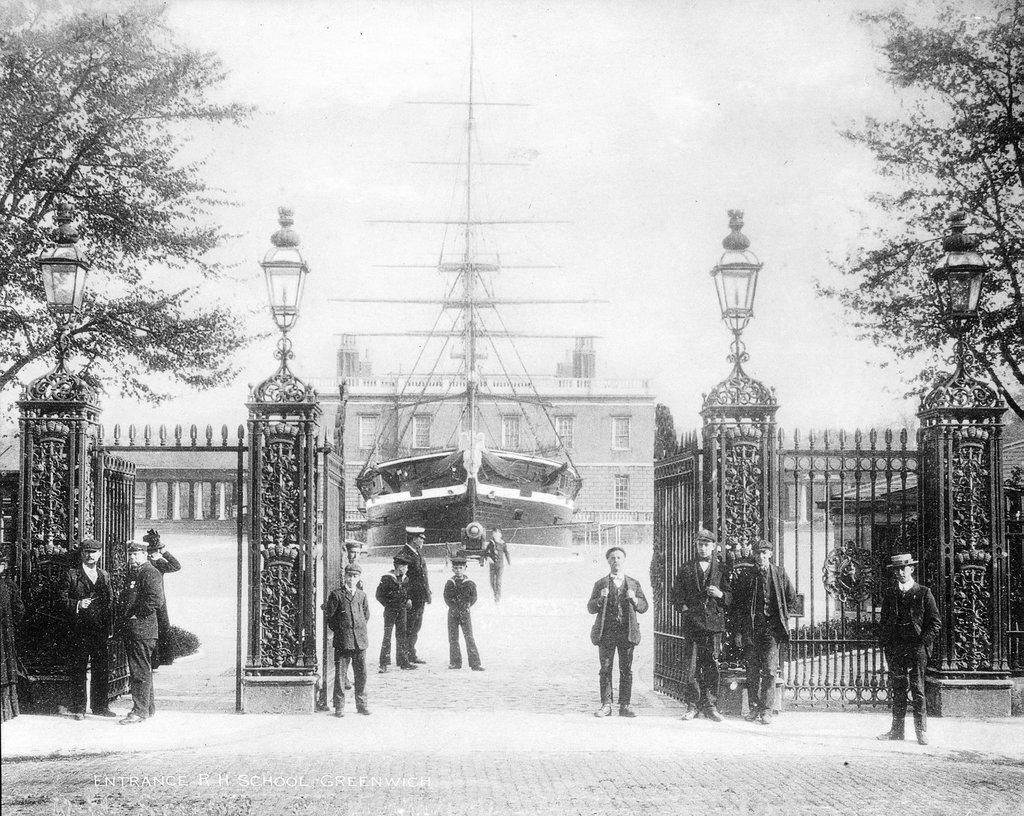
[379, 607, 410, 667]
[406, 600, 426, 659]
[333, 649, 367, 711]
[887, 643, 928, 732]
[598, 638, 634, 707]
[69, 631, 110, 713]
[447, 608, 481, 668]
[489, 565, 504, 602]
[744, 626, 780, 715]
[125, 636, 156, 718]
[681, 631, 721, 710]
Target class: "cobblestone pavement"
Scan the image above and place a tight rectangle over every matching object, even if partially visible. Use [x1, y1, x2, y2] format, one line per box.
[3, 540, 1023, 815]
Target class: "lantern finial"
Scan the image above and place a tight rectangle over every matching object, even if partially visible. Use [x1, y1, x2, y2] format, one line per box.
[723, 210, 750, 251]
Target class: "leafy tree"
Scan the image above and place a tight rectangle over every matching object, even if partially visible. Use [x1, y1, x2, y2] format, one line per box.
[0, 5, 253, 404]
[655, 402, 678, 460]
[820, 1, 1024, 420]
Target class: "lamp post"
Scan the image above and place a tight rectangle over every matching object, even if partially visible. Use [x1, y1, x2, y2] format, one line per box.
[244, 206, 321, 714]
[930, 209, 987, 363]
[37, 202, 90, 367]
[710, 209, 762, 366]
[918, 208, 1011, 716]
[260, 206, 310, 372]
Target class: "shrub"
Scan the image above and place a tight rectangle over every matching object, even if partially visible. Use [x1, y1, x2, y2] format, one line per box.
[166, 625, 200, 659]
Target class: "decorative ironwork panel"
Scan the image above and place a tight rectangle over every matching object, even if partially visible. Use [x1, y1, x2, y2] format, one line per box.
[918, 360, 1009, 678]
[246, 360, 321, 680]
[776, 428, 918, 708]
[1006, 480, 1023, 675]
[652, 432, 702, 701]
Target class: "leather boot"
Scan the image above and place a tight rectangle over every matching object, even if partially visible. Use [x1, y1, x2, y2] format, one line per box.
[877, 717, 905, 740]
[913, 712, 927, 745]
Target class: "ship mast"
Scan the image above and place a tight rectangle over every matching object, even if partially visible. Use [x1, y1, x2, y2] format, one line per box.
[464, 16, 479, 444]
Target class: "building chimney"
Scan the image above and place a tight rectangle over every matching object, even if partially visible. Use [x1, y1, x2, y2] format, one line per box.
[337, 334, 363, 378]
[573, 336, 596, 379]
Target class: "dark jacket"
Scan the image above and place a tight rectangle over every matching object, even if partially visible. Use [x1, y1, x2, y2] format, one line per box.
[120, 561, 164, 641]
[731, 564, 797, 642]
[671, 557, 732, 634]
[878, 583, 941, 655]
[375, 572, 410, 611]
[587, 575, 649, 646]
[444, 577, 478, 610]
[151, 551, 181, 576]
[0, 576, 24, 692]
[401, 544, 431, 605]
[61, 565, 112, 634]
[484, 540, 511, 570]
[325, 585, 370, 652]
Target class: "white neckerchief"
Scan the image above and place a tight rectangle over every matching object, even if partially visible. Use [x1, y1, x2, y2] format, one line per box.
[82, 564, 98, 584]
[898, 579, 917, 593]
[609, 573, 625, 589]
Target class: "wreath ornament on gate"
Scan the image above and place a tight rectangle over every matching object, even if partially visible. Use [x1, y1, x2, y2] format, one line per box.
[822, 540, 875, 605]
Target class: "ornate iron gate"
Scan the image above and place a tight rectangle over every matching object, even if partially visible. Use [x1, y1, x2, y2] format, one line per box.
[94, 451, 136, 699]
[776, 429, 918, 708]
[652, 432, 702, 698]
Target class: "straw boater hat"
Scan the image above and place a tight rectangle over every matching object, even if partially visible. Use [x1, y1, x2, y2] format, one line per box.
[888, 553, 917, 569]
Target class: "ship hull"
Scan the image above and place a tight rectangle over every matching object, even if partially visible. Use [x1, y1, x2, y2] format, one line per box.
[364, 482, 574, 555]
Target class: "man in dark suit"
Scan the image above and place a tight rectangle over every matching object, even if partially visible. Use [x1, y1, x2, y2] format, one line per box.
[118, 541, 164, 724]
[671, 528, 731, 721]
[399, 526, 431, 664]
[877, 553, 941, 745]
[142, 529, 180, 669]
[376, 553, 415, 672]
[325, 563, 371, 717]
[588, 546, 649, 718]
[731, 540, 796, 725]
[59, 539, 116, 719]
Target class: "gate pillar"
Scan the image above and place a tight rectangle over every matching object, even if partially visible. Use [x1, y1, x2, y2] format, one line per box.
[918, 362, 1011, 716]
[16, 364, 100, 711]
[244, 346, 321, 713]
[700, 211, 779, 712]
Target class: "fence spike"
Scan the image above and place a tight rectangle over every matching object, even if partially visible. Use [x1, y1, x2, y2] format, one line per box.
[854, 428, 862, 449]
[174, 424, 182, 445]
[128, 424, 136, 446]
[884, 428, 893, 448]
[158, 425, 166, 445]
[838, 428, 846, 448]
[869, 428, 878, 448]
[238, 424, 246, 443]
[97, 424, 105, 444]
[112, 424, 120, 445]
[823, 428, 830, 450]
[143, 424, 151, 445]
[793, 428, 800, 448]
[206, 425, 214, 446]
[899, 427, 908, 447]
[189, 424, 198, 447]
[221, 425, 229, 446]
[808, 428, 816, 450]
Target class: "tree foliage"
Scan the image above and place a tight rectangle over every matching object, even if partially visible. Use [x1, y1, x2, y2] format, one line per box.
[820, 1, 1024, 420]
[0, 5, 253, 404]
[654, 402, 678, 460]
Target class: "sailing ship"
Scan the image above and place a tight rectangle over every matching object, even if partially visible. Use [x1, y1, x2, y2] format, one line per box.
[347, 32, 589, 553]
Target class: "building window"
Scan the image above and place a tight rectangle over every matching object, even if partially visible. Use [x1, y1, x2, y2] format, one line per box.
[501, 415, 521, 450]
[555, 415, 575, 448]
[614, 475, 630, 510]
[612, 416, 631, 450]
[358, 415, 378, 450]
[412, 415, 431, 449]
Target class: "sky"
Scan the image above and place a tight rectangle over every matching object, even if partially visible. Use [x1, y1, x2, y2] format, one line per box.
[17, 0, 939, 435]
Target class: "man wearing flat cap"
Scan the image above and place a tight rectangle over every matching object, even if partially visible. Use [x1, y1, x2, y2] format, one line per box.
[58, 539, 115, 719]
[399, 526, 431, 664]
[731, 539, 796, 725]
[588, 546, 649, 718]
[344, 540, 366, 591]
[325, 563, 371, 717]
[142, 529, 181, 669]
[671, 528, 731, 721]
[877, 553, 940, 745]
[376, 552, 415, 672]
[117, 541, 164, 724]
